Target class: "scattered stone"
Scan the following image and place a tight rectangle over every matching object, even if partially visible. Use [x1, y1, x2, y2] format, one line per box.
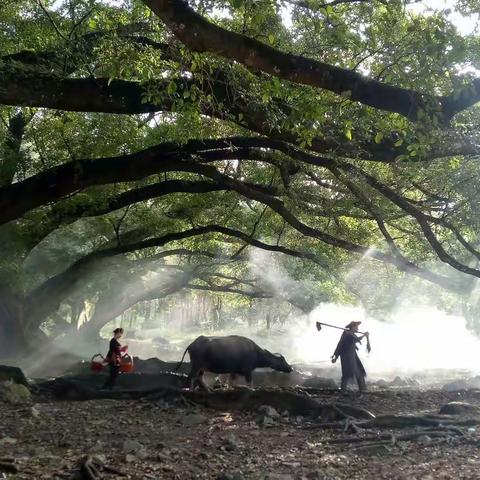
[92, 454, 107, 464]
[439, 401, 480, 415]
[181, 413, 208, 426]
[416, 435, 432, 445]
[354, 444, 390, 456]
[122, 439, 148, 459]
[30, 406, 41, 418]
[256, 415, 275, 427]
[258, 405, 280, 418]
[155, 452, 172, 463]
[0, 382, 31, 404]
[221, 434, 239, 452]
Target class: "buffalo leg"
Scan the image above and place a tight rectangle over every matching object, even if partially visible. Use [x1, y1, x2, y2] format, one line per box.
[228, 374, 237, 388]
[244, 371, 253, 389]
[187, 367, 201, 390]
[195, 371, 210, 392]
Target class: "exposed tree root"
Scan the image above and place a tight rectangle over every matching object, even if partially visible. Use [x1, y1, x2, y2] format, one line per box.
[79, 455, 126, 479]
[80, 456, 101, 480]
[38, 378, 376, 421]
[328, 428, 464, 445]
[0, 457, 19, 474]
[361, 415, 480, 429]
[306, 415, 480, 431]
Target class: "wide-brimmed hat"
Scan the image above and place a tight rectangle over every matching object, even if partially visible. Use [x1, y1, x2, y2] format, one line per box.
[345, 321, 362, 329]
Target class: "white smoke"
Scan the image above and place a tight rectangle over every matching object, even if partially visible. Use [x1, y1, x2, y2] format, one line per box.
[292, 303, 480, 377]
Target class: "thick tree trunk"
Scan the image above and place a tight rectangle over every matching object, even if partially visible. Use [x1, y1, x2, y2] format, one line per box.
[0, 111, 26, 187]
[0, 290, 28, 358]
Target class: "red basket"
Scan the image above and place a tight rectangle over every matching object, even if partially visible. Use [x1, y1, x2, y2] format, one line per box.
[120, 354, 134, 373]
[91, 354, 106, 372]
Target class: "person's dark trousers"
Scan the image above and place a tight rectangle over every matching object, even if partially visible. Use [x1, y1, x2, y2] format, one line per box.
[102, 364, 120, 390]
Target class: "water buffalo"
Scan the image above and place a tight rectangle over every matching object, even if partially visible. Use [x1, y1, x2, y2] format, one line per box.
[176, 335, 293, 390]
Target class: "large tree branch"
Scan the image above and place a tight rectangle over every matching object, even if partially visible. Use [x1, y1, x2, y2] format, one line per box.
[0, 111, 28, 186]
[332, 160, 480, 278]
[25, 224, 321, 327]
[0, 135, 463, 288]
[143, 0, 480, 122]
[3, 66, 479, 163]
[0, 140, 281, 224]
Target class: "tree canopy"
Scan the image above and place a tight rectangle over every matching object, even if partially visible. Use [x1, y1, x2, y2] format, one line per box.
[2, 0, 480, 353]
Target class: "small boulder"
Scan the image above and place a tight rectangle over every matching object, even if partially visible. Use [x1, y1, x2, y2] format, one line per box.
[0, 381, 31, 404]
[0, 365, 29, 387]
[220, 434, 239, 452]
[258, 405, 280, 418]
[30, 406, 41, 418]
[439, 401, 480, 415]
[416, 435, 432, 445]
[256, 415, 275, 427]
[122, 439, 148, 459]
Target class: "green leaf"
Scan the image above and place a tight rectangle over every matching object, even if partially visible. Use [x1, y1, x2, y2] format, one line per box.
[374, 132, 384, 144]
[268, 34, 275, 45]
[345, 129, 352, 141]
[394, 139, 403, 147]
[167, 81, 177, 95]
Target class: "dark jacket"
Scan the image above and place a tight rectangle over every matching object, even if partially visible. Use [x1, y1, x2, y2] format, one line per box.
[334, 331, 366, 383]
[106, 338, 121, 366]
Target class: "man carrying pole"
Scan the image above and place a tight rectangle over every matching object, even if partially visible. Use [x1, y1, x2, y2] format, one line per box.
[316, 320, 370, 395]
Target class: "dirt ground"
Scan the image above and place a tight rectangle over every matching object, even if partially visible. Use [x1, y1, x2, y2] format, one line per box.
[1, 388, 480, 480]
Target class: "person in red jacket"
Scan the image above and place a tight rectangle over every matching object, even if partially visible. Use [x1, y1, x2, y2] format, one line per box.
[102, 328, 127, 390]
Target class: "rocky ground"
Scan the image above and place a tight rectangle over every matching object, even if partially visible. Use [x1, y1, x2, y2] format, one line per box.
[1, 387, 480, 480]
